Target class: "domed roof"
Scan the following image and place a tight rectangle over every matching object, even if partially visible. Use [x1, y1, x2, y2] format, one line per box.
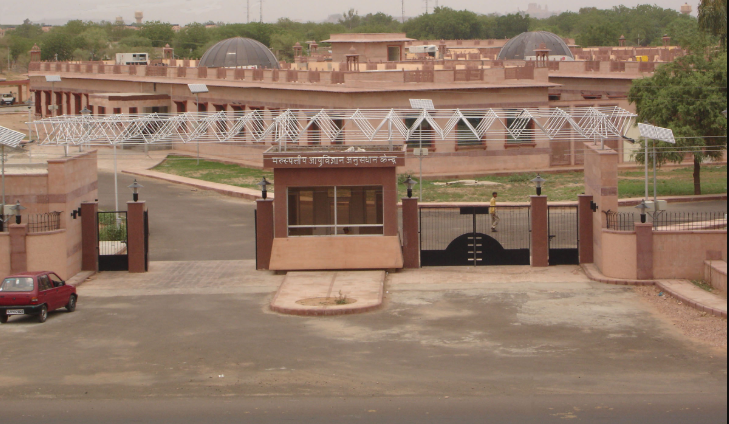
[497, 31, 573, 60]
[199, 37, 280, 69]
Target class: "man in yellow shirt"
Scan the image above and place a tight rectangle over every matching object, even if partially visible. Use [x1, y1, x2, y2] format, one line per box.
[490, 192, 500, 232]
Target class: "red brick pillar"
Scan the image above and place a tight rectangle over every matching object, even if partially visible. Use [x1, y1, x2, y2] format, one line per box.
[81, 202, 99, 272]
[256, 199, 274, 270]
[402, 197, 420, 269]
[578, 194, 594, 264]
[530, 195, 549, 267]
[635, 223, 654, 280]
[9, 224, 28, 274]
[127, 201, 147, 273]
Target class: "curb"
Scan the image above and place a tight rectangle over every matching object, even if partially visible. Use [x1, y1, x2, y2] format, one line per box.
[581, 264, 727, 318]
[269, 272, 385, 317]
[68, 271, 96, 288]
[655, 281, 727, 319]
[121, 169, 269, 201]
[581, 264, 657, 286]
[269, 302, 383, 317]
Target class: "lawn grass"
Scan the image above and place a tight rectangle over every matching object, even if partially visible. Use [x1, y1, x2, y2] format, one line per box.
[153, 156, 727, 203]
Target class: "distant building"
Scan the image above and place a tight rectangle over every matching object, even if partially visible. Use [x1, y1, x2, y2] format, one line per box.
[680, 2, 692, 15]
[525, 3, 558, 19]
[27, 31, 689, 175]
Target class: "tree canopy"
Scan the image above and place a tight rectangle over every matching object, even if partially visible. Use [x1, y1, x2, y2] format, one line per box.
[628, 49, 727, 194]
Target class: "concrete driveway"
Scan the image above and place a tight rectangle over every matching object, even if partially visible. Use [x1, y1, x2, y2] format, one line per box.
[98, 171, 257, 261]
[0, 264, 724, 423]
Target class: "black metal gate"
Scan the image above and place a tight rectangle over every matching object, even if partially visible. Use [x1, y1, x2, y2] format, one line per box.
[420, 206, 531, 266]
[548, 206, 579, 265]
[98, 211, 128, 271]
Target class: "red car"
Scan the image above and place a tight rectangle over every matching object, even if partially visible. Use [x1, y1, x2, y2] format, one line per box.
[0, 271, 77, 323]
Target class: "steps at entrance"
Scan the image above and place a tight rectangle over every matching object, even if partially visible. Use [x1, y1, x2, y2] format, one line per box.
[270, 271, 385, 316]
[705, 260, 727, 295]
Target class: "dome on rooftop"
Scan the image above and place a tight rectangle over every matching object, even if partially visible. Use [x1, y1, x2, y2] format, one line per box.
[198, 37, 280, 69]
[497, 31, 573, 61]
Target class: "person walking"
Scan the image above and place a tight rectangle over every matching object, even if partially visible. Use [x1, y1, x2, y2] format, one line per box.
[490, 192, 500, 232]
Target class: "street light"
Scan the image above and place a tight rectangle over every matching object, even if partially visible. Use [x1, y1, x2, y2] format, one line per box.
[11, 200, 26, 225]
[257, 177, 271, 200]
[531, 174, 546, 196]
[403, 175, 418, 198]
[128, 179, 144, 202]
[635, 199, 649, 224]
[188, 84, 209, 166]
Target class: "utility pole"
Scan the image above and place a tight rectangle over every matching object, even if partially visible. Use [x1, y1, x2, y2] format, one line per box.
[247, 0, 250, 23]
[259, 0, 263, 23]
[402, 0, 405, 23]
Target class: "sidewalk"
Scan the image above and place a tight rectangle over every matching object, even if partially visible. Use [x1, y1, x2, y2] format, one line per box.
[582, 263, 727, 318]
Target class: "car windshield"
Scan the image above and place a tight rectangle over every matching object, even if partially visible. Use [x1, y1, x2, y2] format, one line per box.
[0, 278, 34, 292]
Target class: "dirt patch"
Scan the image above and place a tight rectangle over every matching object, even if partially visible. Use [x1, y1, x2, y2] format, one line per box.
[635, 285, 727, 350]
[296, 297, 357, 306]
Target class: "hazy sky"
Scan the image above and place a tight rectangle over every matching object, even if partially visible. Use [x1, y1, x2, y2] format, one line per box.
[0, 0, 696, 26]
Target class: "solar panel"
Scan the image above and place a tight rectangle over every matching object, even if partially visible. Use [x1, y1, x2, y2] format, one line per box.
[409, 99, 435, 110]
[188, 84, 209, 94]
[638, 123, 675, 144]
[0, 126, 26, 148]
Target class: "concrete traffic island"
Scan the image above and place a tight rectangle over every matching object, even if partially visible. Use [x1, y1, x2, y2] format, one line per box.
[270, 271, 385, 316]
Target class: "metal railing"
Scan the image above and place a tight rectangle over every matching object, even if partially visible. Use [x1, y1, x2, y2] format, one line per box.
[606, 211, 727, 232]
[652, 211, 727, 231]
[27, 212, 62, 233]
[606, 212, 636, 231]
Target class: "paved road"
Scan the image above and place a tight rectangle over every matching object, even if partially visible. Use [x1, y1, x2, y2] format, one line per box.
[0, 265, 725, 422]
[98, 171, 257, 261]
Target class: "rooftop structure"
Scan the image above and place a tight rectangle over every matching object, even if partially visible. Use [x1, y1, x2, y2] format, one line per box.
[198, 37, 280, 69]
[498, 31, 574, 61]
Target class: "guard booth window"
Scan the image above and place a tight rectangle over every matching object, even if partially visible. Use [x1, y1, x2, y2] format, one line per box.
[288, 186, 384, 236]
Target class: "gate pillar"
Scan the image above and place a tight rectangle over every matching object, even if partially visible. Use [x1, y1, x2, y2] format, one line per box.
[9, 224, 28, 274]
[127, 201, 147, 273]
[578, 195, 594, 264]
[256, 199, 274, 270]
[402, 197, 420, 269]
[81, 202, 99, 272]
[530, 196, 549, 267]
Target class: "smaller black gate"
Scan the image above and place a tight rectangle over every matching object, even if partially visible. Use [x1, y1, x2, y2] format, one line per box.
[548, 206, 579, 265]
[98, 211, 128, 271]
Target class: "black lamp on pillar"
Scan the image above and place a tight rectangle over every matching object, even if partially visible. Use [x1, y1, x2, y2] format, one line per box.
[128, 179, 144, 202]
[404, 175, 418, 199]
[257, 177, 271, 200]
[635, 199, 649, 224]
[11, 200, 26, 225]
[531, 174, 546, 196]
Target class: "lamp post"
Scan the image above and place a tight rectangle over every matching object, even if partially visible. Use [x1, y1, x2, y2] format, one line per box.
[188, 84, 209, 166]
[635, 199, 649, 224]
[128, 179, 144, 202]
[11, 200, 26, 225]
[531, 174, 546, 196]
[257, 177, 270, 200]
[404, 175, 418, 198]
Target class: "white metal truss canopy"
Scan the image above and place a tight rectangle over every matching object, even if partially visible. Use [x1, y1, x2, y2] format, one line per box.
[0, 125, 26, 148]
[27, 107, 636, 148]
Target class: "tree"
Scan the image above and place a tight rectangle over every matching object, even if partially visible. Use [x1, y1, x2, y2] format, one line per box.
[698, 0, 727, 45]
[40, 30, 75, 61]
[628, 51, 727, 194]
[339, 9, 361, 30]
[140, 21, 175, 47]
[176, 23, 209, 53]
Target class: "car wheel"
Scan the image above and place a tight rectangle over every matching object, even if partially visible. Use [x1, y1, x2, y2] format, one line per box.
[38, 305, 48, 323]
[66, 295, 77, 312]
[0, 314, 8, 324]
